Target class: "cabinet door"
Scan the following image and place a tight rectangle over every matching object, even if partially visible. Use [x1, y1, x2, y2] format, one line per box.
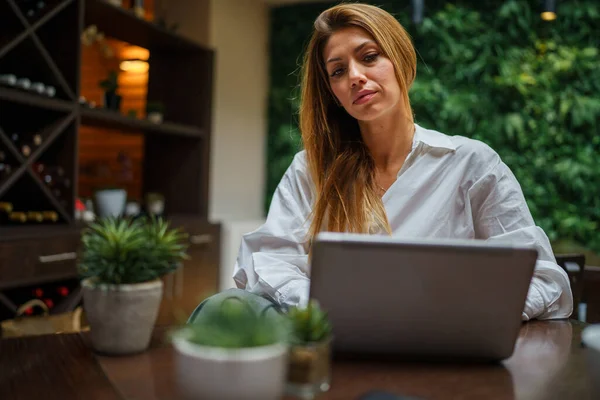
[155, 222, 220, 326]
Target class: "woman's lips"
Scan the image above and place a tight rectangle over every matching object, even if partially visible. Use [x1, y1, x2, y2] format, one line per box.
[353, 91, 377, 105]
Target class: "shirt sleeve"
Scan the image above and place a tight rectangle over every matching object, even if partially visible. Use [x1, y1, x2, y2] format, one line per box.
[232, 152, 313, 308]
[466, 158, 573, 321]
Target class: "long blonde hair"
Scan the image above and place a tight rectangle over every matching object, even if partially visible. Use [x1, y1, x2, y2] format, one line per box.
[299, 3, 417, 239]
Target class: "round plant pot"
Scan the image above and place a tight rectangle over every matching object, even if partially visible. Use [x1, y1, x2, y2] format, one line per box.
[286, 337, 332, 398]
[582, 324, 600, 398]
[82, 278, 163, 355]
[103, 91, 122, 111]
[95, 189, 127, 218]
[172, 336, 288, 400]
[147, 112, 163, 124]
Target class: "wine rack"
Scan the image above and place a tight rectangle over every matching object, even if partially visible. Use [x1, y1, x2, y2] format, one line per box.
[0, 0, 77, 227]
[0, 0, 214, 231]
[0, 0, 218, 325]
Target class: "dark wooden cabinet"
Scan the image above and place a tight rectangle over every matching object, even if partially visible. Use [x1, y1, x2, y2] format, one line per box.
[155, 219, 220, 326]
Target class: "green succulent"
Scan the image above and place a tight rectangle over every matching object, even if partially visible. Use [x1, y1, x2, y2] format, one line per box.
[287, 300, 332, 344]
[78, 216, 189, 285]
[176, 297, 290, 349]
[99, 70, 118, 92]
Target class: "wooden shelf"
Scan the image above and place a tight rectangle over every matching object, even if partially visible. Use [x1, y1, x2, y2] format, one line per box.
[0, 87, 74, 112]
[84, 0, 209, 52]
[80, 107, 204, 138]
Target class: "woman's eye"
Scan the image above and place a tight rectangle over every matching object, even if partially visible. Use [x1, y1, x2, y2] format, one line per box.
[330, 68, 344, 77]
[364, 53, 379, 62]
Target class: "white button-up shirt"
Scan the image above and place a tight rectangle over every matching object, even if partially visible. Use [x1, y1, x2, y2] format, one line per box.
[233, 123, 573, 320]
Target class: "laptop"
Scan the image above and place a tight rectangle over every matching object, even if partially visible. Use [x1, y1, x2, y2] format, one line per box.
[309, 232, 538, 361]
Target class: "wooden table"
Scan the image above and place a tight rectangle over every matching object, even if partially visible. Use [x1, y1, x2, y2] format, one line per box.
[0, 320, 593, 399]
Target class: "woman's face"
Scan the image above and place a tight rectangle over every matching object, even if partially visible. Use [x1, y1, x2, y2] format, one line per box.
[323, 26, 402, 122]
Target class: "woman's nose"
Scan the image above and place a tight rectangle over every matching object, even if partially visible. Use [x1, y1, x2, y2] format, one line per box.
[348, 61, 367, 87]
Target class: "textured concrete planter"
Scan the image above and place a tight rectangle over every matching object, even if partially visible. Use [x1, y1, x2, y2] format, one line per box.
[82, 278, 163, 355]
[172, 336, 288, 400]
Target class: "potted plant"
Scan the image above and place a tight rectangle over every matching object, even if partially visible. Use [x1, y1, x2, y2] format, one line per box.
[145, 192, 165, 216]
[286, 300, 333, 399]
[146, 101, 165, 124]
[79, 217, 188, 355]
[170, 297, 291, 400]
[99, 70, 121, 111]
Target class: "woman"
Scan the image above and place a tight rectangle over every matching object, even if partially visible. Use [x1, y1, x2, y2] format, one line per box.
[195, 3, 572, 322]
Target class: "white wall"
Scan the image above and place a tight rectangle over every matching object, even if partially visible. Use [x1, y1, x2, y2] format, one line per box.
[208, 0, 269, 223]
[208, 0, 269, 289]
[170, 0, 270, 289]
[169, 0, 269, 223]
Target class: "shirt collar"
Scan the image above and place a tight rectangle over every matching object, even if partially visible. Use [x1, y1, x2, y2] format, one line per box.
[413, 123, 457, 151]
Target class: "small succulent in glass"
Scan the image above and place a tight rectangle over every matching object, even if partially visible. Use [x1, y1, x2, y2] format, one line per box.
[285, 300, 333, 399]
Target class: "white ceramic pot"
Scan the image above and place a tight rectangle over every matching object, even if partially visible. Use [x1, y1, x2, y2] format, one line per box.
[582, 324, 600, 398]
[95, 189, 127, 218]
[172, 337, 288, 400]
[82, 278, 163, 355]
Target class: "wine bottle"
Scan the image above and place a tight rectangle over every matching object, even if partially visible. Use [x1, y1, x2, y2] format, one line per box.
[33, 134, 42, 147]
[21, 144, 31, 157]
[45, 85, 56, 98]
[42, 211, 58, 222]
[0, 150, 10, 178]
[0, 202, 13, 213]
[0, 162, 12, 179]
[30, 82, 45, 95]
[0, 74, 17, 87]
[9, 211, 27, 223]
[0, 202, 13, 224]
[15, 78, 31, 90]
[21, 0, 44, 19]
[26, 211, 43, 222]
[42, 172, 53, 186]
[32, 162, 44, 175]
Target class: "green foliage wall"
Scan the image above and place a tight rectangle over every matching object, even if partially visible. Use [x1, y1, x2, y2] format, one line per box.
[267, 0, 600, 252]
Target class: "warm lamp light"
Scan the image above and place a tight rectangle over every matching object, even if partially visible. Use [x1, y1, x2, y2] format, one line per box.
[121, 46, 150, 61]
[541, 11, 556, 21]
[120, 60, 149, 73]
